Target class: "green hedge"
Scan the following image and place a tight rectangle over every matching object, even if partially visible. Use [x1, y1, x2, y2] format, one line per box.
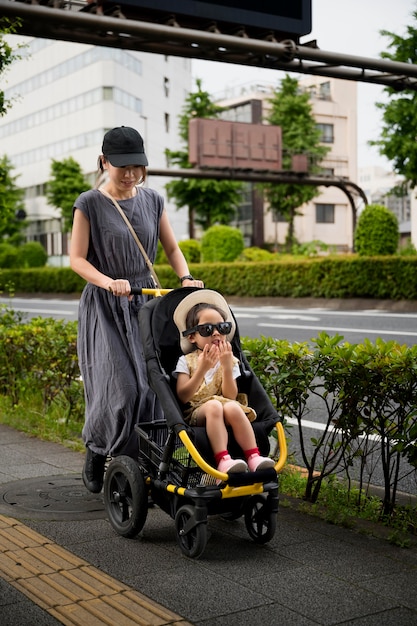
[0, 267, 86, 294]
[1, 256, 417, 300]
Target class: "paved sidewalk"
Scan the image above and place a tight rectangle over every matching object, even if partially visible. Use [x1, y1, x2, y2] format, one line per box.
[1, 423, 417, 626]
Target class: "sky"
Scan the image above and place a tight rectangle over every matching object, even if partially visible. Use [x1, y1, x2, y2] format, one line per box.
[192, 0, 415, 169]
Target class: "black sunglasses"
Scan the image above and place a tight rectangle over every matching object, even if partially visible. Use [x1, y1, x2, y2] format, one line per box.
[183, 321, 232, 338]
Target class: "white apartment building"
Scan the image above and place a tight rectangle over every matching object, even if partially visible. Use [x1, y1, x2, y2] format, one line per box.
[218, 76, 358, 251]
[0, 36, 192, 263]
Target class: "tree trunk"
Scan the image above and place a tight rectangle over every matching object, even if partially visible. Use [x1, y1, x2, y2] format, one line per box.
[285, 207, 296, 252]
[188, 206, 195, 239]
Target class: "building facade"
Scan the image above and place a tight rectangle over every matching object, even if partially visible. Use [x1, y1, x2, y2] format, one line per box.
[1, 36, 192, 263]
[217, 76, 358, 251]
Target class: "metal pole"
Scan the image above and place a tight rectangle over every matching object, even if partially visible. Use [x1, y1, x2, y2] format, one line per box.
[147, 167, 368, 251]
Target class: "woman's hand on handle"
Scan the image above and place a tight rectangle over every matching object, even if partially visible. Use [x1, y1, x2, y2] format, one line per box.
[107, 279, 131, 297]
[181, 277, 204, 288]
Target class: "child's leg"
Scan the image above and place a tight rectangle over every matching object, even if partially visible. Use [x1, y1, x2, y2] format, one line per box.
[223, 402, 275, 471]
[195, 399, 228, 456]
[195, 400, 247, 473]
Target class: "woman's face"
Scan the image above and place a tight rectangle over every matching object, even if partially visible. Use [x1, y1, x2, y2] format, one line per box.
[103, 159, 144, 195]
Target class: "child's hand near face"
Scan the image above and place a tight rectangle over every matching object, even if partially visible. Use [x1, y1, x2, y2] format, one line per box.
[218, 340, 234, 371]
[198, 339, 233, 372]
[198, 343, 220, 371]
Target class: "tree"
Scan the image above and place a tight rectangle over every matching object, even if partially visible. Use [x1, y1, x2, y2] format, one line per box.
[0, 155, 26, 243]
[46, 157, 90, 232]
[261, 75, 330, 251]
[0, 21, 28, 243]
[1, 18, 26, 117]
[165, 79, 244, 238]
[370, 13, 417, 187]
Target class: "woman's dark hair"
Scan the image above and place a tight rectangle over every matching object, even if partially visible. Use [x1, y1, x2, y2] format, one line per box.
[96, 156, 147, 184]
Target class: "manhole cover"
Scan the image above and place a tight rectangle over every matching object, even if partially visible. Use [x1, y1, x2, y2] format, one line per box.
[0, 474, 106, 520]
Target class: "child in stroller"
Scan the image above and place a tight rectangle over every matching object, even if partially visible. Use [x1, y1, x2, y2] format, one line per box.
[173, 289, 275, 476]
[103, 287, 287, 558]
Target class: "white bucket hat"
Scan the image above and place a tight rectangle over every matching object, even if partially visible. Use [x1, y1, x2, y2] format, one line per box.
[173, 289, 236, 354]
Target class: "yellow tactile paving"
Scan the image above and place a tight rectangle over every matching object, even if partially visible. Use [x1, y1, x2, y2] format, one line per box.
[0, 514, 192, 626]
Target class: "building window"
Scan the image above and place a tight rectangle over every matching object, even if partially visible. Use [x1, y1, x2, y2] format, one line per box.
[164, 113, 170, 132]
[220, 102, 253, 123]
[103, 86, 113, 100]
[316, 204, 335, 223]
[164, 77, 170, 97]
[236, 183, 252, 222]
[320, 167, 335, 176]
[272, 210, 287, 223]
[317, 123, 334, 143]
[0, 87, 142, 140]
[4, 48, 142, 100]
[319, 82, 331, 100]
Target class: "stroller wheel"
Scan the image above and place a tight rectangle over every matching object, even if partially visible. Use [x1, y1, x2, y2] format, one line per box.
[175, 504, 208, 559]
[103, 455, 148, 538]
[244, 494, 277, 544]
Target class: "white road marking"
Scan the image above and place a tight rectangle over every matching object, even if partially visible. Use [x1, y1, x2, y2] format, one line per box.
[4, 307, 75, 315]
[257, 323, 417, 336]
[285, 416, 380, 441]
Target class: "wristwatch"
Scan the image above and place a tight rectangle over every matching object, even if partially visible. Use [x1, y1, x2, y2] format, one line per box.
[180, 274, 194, 283]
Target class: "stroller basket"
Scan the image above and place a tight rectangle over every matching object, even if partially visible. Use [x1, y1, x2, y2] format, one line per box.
[136, 422, 205, 488]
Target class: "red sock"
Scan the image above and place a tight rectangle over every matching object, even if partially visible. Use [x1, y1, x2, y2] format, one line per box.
[244, 447, 259, 460]
[214, 450, 229, 465]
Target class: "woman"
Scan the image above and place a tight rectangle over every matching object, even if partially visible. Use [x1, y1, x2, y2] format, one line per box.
[70, 126, 202, 493]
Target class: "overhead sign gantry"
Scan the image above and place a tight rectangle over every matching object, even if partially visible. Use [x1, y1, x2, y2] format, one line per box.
[2, 1, 417, 91]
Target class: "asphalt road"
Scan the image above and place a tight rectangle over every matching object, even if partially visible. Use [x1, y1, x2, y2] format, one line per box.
[2, 295, 417, 346]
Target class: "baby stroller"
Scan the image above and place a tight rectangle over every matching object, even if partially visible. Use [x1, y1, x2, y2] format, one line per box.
[103, 287, 287, 558]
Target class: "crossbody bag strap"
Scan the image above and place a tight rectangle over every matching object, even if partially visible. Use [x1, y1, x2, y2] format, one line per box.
[99, 188, 162, 288]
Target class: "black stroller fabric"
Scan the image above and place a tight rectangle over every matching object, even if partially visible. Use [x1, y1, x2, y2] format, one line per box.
[139, 287, 279, 465]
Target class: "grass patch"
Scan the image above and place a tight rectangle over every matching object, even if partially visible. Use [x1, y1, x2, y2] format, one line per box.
[280, 465, 417, 547]
[0, 393, 84, 452]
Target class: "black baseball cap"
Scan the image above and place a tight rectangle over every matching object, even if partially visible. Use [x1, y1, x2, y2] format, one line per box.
[102, 126, 148, 167]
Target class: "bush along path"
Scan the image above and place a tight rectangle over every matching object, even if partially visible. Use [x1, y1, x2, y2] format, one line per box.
[243, 333, 417, 523]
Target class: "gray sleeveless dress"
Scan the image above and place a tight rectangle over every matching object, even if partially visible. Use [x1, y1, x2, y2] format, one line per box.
[74, 187, 164, 458]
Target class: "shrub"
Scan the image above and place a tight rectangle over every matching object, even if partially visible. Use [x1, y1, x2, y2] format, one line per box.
[155, 239, 201, 265]
[201, 225, 244, 262]
[239, 247, 275, 262]
[18, 242, 48, 268]
[179, 239, 201, 263]
[292, 240, 335, 257]
[0, 310, 83, 421]
[354, 204, 399, 256]
[243, 333, 417, 513]
[0, 243, 20, 268]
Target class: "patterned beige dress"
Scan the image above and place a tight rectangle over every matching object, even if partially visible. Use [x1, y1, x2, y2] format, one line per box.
[180, 352, 257, 426]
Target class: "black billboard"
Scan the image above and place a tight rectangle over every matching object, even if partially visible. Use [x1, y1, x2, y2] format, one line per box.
[112, 0, 312, 40]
